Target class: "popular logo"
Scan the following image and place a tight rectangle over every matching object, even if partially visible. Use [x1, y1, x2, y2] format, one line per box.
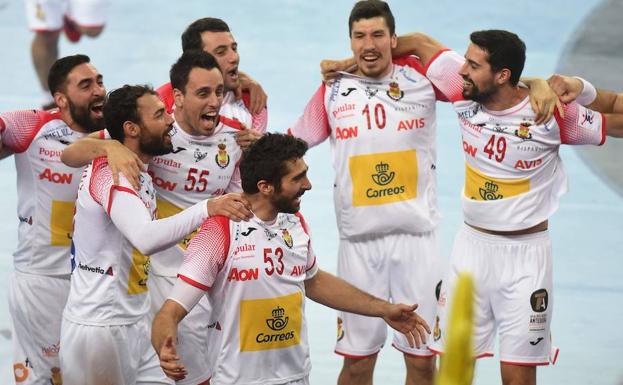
[514, 121, 533, 140]
[371, 162, 395, 186]
[479, 180, 503, 200]
[337, 317, 345, 341]
[215, 140, 230, 168]
[194, 148, 208, 162]
[266, 306, 289, 331]
[281, 229, 294, 248]
[433, 316, 441, 342]
[530, 289, 548, 313]
[387, 81, 404, 101]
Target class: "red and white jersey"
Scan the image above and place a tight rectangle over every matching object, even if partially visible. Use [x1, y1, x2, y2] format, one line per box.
[149, 117, 244, 277]
[156, 82, 268, 133]
[290, 57, 445, 240]
[426, 50, 606, 231]
[64, 157, 208, 325]
[177, 213, 318, 385]
[0, 109, 104, 276]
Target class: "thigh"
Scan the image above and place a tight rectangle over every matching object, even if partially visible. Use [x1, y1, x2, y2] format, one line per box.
[67, 0, 110, 27]
[335, 238, 389, 357]
[388, 232, 441, 356]
[9, 273, 69, 385]
[493, 233, 552, 365]
[25, 0, 66, 31]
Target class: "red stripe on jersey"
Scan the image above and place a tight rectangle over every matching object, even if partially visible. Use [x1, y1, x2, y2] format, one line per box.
[391, 343, 434, 358]
[107, 186, 138, 216]
[334, 350, 380, 359]
[500, 360, 549, 367]
[156, 82, 175, 114]
[179, 274, 211, 291]
[0, 109, 60, 153]
[599, 113, 606, 145]
[89, 157, 112, 205]
[241, 91, 251, 110]
[220, 116, 244, 131]
[554, 103, 605, 145]
[424, 48, 451, 75]
[98, 129, 106, 139]
[393, 55, 426, 75]
[305, 256, 316, 272]
[294, 212, 310, 235]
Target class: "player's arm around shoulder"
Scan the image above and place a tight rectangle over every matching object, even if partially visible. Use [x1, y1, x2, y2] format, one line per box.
[394, 32, 447, 67]
[62, 131, 145, 189]
[304, 269, 431, 348]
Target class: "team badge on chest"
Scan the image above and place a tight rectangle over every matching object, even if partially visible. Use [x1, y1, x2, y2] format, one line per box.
[281, 229, 293, 248]
[387, 81, 404, 101]
[215, 140, 230, 169]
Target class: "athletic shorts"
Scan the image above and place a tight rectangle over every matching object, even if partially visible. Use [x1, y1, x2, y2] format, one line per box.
[25, 0, 110, 31]
[149, 274, 213, 385]
[335, 231, 440, 358]
[9, 271, 69, 385]
[429, 224, 554, 365]
[59, 316, 172, 385]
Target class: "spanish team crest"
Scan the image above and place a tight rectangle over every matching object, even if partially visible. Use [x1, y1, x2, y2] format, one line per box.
[337, 317, 345, 341]
[215, 140, 230, 169]
[387, 81, 404, 101]
[514, 121, 533, 140]
[433, 316, 441, 341]
[281, 229, 293, 248]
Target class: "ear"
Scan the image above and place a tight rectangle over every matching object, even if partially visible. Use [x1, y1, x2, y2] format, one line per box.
[173, 88, 184, 109]
[54, 92, 67, 109]
[257, 180, 274, 195]
[496, 68, 512, 85]
[123, 120, 140, 139]
[390, 33, 398, 50]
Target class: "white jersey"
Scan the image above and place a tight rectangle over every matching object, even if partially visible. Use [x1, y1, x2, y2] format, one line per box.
[426, 50, 605, 231]
[177, 213, 318, 385]
[290, 57, 445, 239]
[0, 109, 107, 276]
[149, 116, 245, 277]
[64, 157, 208, 326]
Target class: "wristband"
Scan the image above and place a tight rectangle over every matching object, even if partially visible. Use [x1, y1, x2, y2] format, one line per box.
[574, 76, 597, 106]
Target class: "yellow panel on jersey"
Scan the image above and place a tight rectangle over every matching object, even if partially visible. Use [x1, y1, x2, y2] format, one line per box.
[50, 200, 74, 246]
[437, 274, 475, 385]
[157, 198, 198, 250]
[239, 292, 303, 352]
[127, 249, 150, 295]
[349, 150, 418, 207]
[464, 163, 530, 201]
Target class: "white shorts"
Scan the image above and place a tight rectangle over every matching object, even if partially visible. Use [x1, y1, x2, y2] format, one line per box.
[149, 274, 213, 385]
[9, 271, 69, 385]
[429, 225, 554, 365]
[335, 231, 440, 358]
[59, 316, 172, 385]
[25, 0, 110, 31]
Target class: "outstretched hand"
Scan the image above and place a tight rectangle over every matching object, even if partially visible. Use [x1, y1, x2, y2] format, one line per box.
[158, 336, 187, 381]
[320, 58, 357, 84]
[382, 303, 431, 349]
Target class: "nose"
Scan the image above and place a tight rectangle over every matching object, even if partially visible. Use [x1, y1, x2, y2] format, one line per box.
[227, 49, 239, 65]
[303, 176, 312, 191]
[458, 62, 469, 77]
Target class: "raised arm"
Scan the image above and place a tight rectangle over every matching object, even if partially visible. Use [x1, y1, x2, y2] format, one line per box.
[288, 84, 331, 147]
[394, 32, 448, 67]
[238, 71, 267, 115]
[305, 269, 430, 348]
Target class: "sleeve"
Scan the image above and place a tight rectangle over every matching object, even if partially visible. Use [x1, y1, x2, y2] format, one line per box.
[241, 91, 269, 133]
[288, 84, 331, 147]
[177, 216, 231, 290]
[554, 102, 605, 146]
[425, 49, 466, 103]
[156, 82, 175, 114]
[295, 212, 318, 279]
[167, 278, 206, 313]
[0, 110, 48, 153]
[92, 159, 210, 255]
[225, 162, 242, 193]
[393, 55, 449, 102]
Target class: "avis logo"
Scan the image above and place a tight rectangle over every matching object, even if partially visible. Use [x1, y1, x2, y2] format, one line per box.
[266, 306, 289, 331]
[371, 162, 395, 186]
[479, 181, 503, 200]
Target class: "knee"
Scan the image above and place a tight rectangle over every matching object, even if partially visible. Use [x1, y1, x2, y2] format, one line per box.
[340, 355, 377, 382]
[405, 355, 435, 380]
[79, 26, 104, 37]
[34, 31, 60, 45]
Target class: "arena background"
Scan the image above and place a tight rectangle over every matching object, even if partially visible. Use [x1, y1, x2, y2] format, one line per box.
[0, 1, 621, 384]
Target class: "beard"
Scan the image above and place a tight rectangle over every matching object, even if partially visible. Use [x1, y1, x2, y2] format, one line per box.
[462, 77, 495, 104]
[138, 124, 173, 157]
[68, 98, 106, 133]
[270, 190, 303, 214]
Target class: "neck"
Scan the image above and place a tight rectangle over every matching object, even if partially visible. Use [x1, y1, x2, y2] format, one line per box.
[123, 139, 152, 165]
[355, 63, 393, 80]
[244, 193, 278, 222]
[59, 108, 88, 133]
[482, 84, 528, 111]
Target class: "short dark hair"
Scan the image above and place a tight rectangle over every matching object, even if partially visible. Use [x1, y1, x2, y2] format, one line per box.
[181, 17, 230, 52]
[169, 50, 221, 94]
[470, 30, 526, 86]
[103, 84, 156, 142]
[48, 54, 91, 95]
[240, 133, 308, 194]
[349, 0, 395, 36]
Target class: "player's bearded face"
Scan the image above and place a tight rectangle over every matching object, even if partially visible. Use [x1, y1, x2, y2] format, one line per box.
[350, 17, 397, 79]
[270, 158, 311, 214]
[67, 94, 106, 133]
[201, 31, 241, 91]
[461, 74, 496, 103]
[136, 93, 174, 156]
[139, 120, 174, 156]
[460, 44, 498, 103]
